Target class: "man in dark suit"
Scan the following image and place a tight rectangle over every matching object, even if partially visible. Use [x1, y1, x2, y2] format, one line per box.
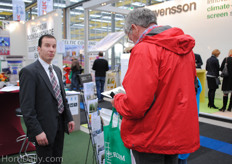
[19, 34, 75, 164]
[195, 53, 203, 69]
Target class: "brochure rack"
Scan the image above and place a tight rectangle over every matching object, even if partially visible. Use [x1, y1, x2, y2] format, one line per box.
[81, 91, 99, 164]
[79, 74, 104, 164]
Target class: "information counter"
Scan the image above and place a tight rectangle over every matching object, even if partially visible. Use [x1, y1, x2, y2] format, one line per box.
[0, 90, 35, 156]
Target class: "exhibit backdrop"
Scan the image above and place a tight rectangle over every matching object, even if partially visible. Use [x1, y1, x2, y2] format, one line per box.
[25, 9, 63, 69]
[146, 0, 232, 68]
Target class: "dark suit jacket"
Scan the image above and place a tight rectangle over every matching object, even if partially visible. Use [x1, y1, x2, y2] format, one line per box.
[19, 60, 73, 144]
[194, 53, 203, 69]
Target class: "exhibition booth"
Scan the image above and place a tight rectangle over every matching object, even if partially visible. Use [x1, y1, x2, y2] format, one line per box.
[0, 9, 81, 156]
[0, 0, 232, 161]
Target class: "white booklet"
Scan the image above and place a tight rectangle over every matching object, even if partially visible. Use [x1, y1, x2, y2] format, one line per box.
[101, 86, 126, 99]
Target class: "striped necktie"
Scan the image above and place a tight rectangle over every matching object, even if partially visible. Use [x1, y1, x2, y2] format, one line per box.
[48, 65, 64, 114]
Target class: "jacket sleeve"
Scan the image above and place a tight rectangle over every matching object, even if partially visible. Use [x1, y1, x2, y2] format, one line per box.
[19, 68, 43, 137]
[220, 58, 226, 71]
[114, 45, 159, 120]
[206, 59, 209, 71]
[216, 59, 220, 77]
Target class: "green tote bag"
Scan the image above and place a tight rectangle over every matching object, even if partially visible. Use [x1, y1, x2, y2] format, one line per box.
[104, 107, 131, 164]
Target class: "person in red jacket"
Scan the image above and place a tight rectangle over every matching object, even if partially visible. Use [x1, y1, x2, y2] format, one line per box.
[111, 8, 200, 164]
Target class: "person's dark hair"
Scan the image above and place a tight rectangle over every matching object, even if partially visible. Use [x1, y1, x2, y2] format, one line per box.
[71, 59, 80, 72]
[38, 34, 56, 47]
[124, 8, 157, 34]
[98, 52, 103, 57]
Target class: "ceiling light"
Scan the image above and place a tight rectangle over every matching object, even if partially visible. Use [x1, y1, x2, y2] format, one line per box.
[0, 2, 12, 7]
[90, 14, 101, 18]
[54, 3, 66, 8]
[23, 0, 32, 2]
[91, 19, 111, 23]
[73, 24, 84, 27]
[70, 11, 82, 15]
[75, 6, 84, 10]
[70, 0, 82, 2]
[102, 16, 111, 20]
[0, 8, 13, 12]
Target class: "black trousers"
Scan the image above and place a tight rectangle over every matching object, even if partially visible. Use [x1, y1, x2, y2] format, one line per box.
[208, 88, 216, 106]
[132, 150, 178, 164]
[36, 114, 65, 164]
[207, 77, 218, 106]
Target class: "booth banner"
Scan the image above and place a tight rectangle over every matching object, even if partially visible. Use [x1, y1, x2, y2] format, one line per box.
[37, 0, 53, 16]
[12, 0, 25, 21]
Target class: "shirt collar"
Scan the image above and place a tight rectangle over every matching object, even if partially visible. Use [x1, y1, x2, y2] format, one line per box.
[38, 57, 52, 71]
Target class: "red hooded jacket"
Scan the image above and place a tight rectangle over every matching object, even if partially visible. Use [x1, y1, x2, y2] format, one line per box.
[114, 26, 200, 154]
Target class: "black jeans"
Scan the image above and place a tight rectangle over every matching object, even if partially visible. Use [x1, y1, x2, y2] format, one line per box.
[132, 150, 178, 164]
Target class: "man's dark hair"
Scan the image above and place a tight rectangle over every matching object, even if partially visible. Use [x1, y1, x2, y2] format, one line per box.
[98, 52, 103, 57]
[38, 34, 56, 47]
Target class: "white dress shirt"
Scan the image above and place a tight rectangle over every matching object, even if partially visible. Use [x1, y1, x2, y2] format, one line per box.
[38, 58, 60, 87]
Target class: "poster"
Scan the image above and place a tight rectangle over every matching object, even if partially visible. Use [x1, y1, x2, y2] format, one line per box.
[105, 72, 117, 90]
[83, 82, 95, 103]
[62, 39, 96, 67]
[66, 93, 79, 115]
[0, 21, 10, 56]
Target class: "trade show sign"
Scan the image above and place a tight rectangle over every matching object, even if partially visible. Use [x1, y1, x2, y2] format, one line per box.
[12, 0, 25, 21]
[26, 12, 56, 60]
[146, 0, 232, 66]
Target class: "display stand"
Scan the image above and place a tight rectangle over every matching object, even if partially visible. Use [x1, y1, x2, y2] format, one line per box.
[79, 74, 103, 164]
[81, 92, 99, 164]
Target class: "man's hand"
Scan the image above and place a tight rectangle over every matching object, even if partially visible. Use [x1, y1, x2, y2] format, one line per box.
[68, 121, 75, 133]
[36, 132, 48, 146]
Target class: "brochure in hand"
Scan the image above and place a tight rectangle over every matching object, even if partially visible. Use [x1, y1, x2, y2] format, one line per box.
[101, 86, 126, 99]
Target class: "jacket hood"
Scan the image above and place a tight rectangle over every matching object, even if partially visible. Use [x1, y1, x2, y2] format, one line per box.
[142, 26, 195, 55]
